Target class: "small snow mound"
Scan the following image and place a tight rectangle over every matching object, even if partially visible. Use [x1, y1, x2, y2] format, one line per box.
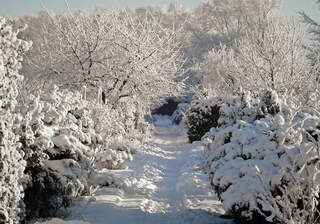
[35, 218, 90, 224]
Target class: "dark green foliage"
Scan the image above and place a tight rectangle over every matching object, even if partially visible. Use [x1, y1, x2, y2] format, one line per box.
[23, 159, 89, 221]
[185, 100, 220, 142]
[24, 166, 72, 220]
[228, 205, 272, 224]
[20, 136, 92, 221]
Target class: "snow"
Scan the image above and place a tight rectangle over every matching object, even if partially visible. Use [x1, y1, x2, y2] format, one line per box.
[37, 116, 233, 224]
[46, 160, 81, 179]
[200, 91, 320, 222]
[35, 219, 90, 224]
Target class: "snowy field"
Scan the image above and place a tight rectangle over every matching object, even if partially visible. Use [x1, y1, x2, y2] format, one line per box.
[36, 116, 233, 224]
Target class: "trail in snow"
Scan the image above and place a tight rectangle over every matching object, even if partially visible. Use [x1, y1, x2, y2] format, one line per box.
[38, 116, 233, 224]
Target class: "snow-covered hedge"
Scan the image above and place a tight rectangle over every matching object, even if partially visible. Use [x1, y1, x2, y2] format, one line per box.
[185, 99, 220, 142]
[14, 86, 133, 220]
[202, 90, 320, 223]
[0, 17, 31, 224]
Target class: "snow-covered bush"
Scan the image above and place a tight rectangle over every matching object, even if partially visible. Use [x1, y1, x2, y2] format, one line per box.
[14, 87, 97, 220]
[202, 90, 320, 223]
[14, 86, 132, 220]
[171, 103, 189, 124]
[185, 99, 221, 142]
[0, 17, 30, 224]
[91, 96, 151, 155]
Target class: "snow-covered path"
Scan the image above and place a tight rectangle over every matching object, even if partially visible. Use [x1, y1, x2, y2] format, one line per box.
[41, 116, 233, 224]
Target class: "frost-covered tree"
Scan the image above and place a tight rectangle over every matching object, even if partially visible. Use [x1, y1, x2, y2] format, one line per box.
[0, 17, 31, 224]
[185, 0, 281, 64]
[236, 16, 305, 91]
[134, 1, 190, 35]
[167, 0, 190, 31]
[198, 0, 280, 35]
[196, 15, 308, 97]
[20, 8, 185, 108]
[134, 5, 165, 22]
[300, 0, 320, 70]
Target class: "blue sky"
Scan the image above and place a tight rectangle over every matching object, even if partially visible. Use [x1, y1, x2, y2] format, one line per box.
[0, 0, 319, 21]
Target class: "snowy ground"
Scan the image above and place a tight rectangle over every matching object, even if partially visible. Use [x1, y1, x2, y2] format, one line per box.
[36, 116, 233, 224]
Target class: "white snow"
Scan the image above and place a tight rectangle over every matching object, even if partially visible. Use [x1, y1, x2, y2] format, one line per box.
[35, 219, 90, 224]
[37, 116, 233, 224]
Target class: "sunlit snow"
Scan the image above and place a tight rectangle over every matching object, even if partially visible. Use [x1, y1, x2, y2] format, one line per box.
[37, 116, 232, 224]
